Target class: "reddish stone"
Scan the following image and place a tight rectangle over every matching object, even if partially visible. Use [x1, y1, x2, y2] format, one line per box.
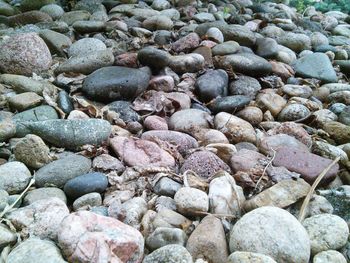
[148, 76, 175, 92]
[144, 116, 168, 131]
[58, 211, 144, 263]
[193, 46, 213, 67]
[171, 32, 201, 53]
[230, 149, 267, 173]
[114, 53, 138, 68]
[273, 146, 339, 185]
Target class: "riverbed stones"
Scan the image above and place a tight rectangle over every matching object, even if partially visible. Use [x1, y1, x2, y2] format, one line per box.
[0, 161, 31, 194]
[174, 187, 209, 216]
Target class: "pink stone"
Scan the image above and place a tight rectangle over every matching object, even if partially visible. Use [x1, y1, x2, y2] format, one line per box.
[114, 53, 138, 68]
[58, 211, 144, 263]
[144, 116, 168, 130]
[110, 136, 175, 167]
[148, 76, 175, 92]
[171, 32, 201, 53]
[230, 149, 267, 173]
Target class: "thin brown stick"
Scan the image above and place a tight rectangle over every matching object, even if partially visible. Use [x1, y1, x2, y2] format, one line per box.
[254, 148, 276, 192]
[298, 156, 340, 222]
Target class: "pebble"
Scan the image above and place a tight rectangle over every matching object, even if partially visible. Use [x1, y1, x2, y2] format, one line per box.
[195, 69, 228, 103]
[168, 109, 212, 134]
[169, 53, 205, 74]
[313, 250, 347, 263]
[72, 192, 102, 211]
[303, 214, 349, 255]
[146, 227, 187, 251]
[0, 161, 31, 194]
[23, 187, 66, 205]
[68, 38, 106, 58]
[143, 244, 193, 263]
[227, 252, 277, 263]
[174, 187, 209, 216]
[0, 224, 17, 250]
[8, 92, 43, 112]
[154, 177, 182, 197]
[229, 206, 310, 263]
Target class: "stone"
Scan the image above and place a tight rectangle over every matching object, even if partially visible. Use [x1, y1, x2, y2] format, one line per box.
[35, 154, 91, 188]
[187, 215, 228, 263]
[0, 224, 17, 250]
[60, 10, 90, 25]
[229, 75, 261, 98]
[313, 250, 347, 263]
[152, 208, 191, 229]
[144, 116, 168, 130]
[13, 134, 51, 169]
[303, 214, 349, 255]
[0, 33, 52, 76]
[39, 29, 72, 57]
[7, 11, 52, 27]
[20, 0, 55, 11]
[68, 38, 106, 58]
[294, 53, 337, 83]
[258, 134, 309, 155]
[57, 90, 73, 114]
[322, 121, 350, 144]
[6, 198, 69, 240]
[214, 112, 256, 144]
[278, 104, 311, 121]
[273, 146, 339, 185]
[58, 211, 144, 263]
[0, 74, 52, 95]
[227, 252, 277, 263]
[55, 49, 115, 75]
[92, 154, 125, 173]
[152, 0, 171, 10]
[148, 76, 175, 92]
[169, 53, 205, 74]
[146, 227, 187, 251]
[243, 179, 310, 211]
[171, 32, 201, 53]
[72, 20, 106, 34]
[24, 187, 66, 206]
[282, 85, 313, 98]
[137, 47, 170, 72]
[236, 106, 263, 126]
[143, 245, 193, 263]
[212, 41, 240, 56]
[8, 92, 43, 112]
[256, 37, 279, 59]
[180, 150, 231, 179]
[143, 15, 173, 31]
[63, 172, 108, 200]
[256, 93, 287, 116]
[277, 32, 311, 53]
[229, 206, 310, 263]
[168, 109, 212, 134]
[110, 136, 175, 167]
[174, 187, 209, 216]
[82, 66, 151, 102]
[107, 100, 140, 123]
[23, 119, 111, 150]
[208, 95, 251, 114]
[73, 192, 102, 211]
[6, 238, 67, 263]
[229, 149, 266, 172]
[40, 4, 65, 20]
[214, 53, 272, 77]
[206, 27, 224, 43]
[0, 161, 31, 194]
[195, 69, 228, 103]
[0, 119, 16, 142]
[154, 177, 182, 197]
[0, 1, 16, 16]
[192, 129, 229, 146]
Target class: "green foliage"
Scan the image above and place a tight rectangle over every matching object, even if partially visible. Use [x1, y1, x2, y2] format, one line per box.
[289, 0, 350, 14]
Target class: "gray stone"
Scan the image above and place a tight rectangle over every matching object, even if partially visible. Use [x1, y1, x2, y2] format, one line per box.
[294, 53, 337, 83]
[22, 119, 111, 150]
[195, 69, 228, 103]
[229, 75, 261, 98]
[107, 100, 140, 123]
[174, 187, 209, 216]
[82, 66, 151, 102]
[72, 20, 106, 33]
[169, 53, 204, 74]
[7, 238, 67, 263]
[72, 192, 102, 211]
[24, 187, 67, 206]
[60, 10, 90, 25]
[143, 245, 193, 263]
[142, 15, 173, 31]
[229, 206, 310, 263]
[35, 155, 91, 188]
[227, 252, 277, 263]
[154, 177, 182, 197]
[137, 47, 170, 72]
[256, 37, 279, 59]
[0, 223, 16, 249]
[313, 250, 347, 263]
[8, 92, 43, 112]
[277, 32, 311, 53]
[40, 4, 65, 20]
[168, 109, 212, 134]
[68, 38, 106, 58]
[278, 104, 311, 121]
[208, 95, 251, 114]
[0, 74, 53, 94]
[0, 119, 16, 142]
[0, 161, 31, 195]
[146, 227, 187, 251]
[212, 41, 240, 56]
[39, 29, 72, 57]
[20, 0, 55, 11]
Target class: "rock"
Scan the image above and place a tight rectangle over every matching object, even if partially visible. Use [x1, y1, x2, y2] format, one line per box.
[148, 75, 175, 92]
[187, 215, 228, 263]
[0, 161, 31, 194]
[282, 85, 313, 98]
[0, 33, 52, 76]
[144, 116, 168, 130]
[277, 32, 311, 53]
[229, 75, 261, 98]
[256, 92, 287, 117]
[8, 92, 43, 112]
[58, 211, 144, 263]
[0, 74, 51, 94]
[273, 146, 339, 185]
[0, 2, 16, 16]
[143, 244, 193, 263]
[6, 238, 67, 263]
[63, 172, 108, 200]
[13, 105, 59, 137]
[137, 47, 170, 72]
[180, 150, 231, 179]
[322, 121, 350, 144]
[313, 250, 347, 263]
[13, 134, 51, 169]
[278, 104, 311, 121]
[192, 128, 229, 146]
[146, 227, 187, 251]
[230, 149, 266, 172]
[154, 177, 182, 197]
[143, 15, 173, 31]
[206, 27, 224, 43]
[39, 29, 72, 57]
[243, 179, 310, 211]
[255, 37, 279, 59]
[60, 10, 90, 25]
[23, 187, 66, 205]
[169, 53, 205, 74]
[72, 20, 106, 34]
[171, 32, 201, 53]
[40, 4, 65, 20]
[110, 136, 175, 167]
[339, 106, 350, 125]
[168, 109, 212, 134]
[0, 119, 16, 142]
[6, 198, 69, 240]
[236, 106, 263, 126]
[73, 192, 102, 211]
[55, 49, 115, 75]
[294, 53, 337, 83]
[82, 66, 151, 102]
[7, 11, 52, 27]
[174, 187, 209, 216]
[0, 224, 17, 250]
[23, 119, 111, 150]
[208, 95, 251, 114]
[303, 214, 349, 255]
[107, 100, 140, 123]
[214, 53, 272, 77]
[214, 112, 256, 144]
[229, 206, 310, 263]
[312, 141, 348, 163]
[35, 154, 91, 188]
[68, 38, 106, 58]
[195, 69, 228, 103]
[57, 90, 74, 114]
[297, 195, 333, 218]
[212, 41, 240, 56]
[20, 0, 55, 11]
[227, 252, 277, 263]
[152, 0, 171, 10]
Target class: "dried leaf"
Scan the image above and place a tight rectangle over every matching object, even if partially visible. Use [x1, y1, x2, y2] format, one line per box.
[72, 96, 102, 118]
[42, 86, 66, 119]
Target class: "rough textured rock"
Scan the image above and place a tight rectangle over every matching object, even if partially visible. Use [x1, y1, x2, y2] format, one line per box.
[0, 161, 31, 194]
[58, 211, 144, 263]
[146, 227, 187, 251]
[174, 187, 209, 216]
[229, 206, 310, 263]
[227, 252, 277, 263]
[143, 244, 193, 263]
[313, 250, 347, 263]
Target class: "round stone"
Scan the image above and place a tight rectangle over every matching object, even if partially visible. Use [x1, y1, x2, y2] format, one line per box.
[174, 187, 209, 216]
[68, 38, 106, 58]
[143, 245, 193, 263]
[0, 162, 31, 194]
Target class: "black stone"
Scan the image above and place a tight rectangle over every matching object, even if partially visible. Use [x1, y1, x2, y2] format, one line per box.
[57, 90, 74, 114]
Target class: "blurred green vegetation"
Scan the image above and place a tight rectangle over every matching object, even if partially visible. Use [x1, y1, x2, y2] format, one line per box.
[289, 0, 350, 14]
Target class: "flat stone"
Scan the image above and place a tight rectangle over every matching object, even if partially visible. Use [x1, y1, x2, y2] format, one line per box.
[8, 92, 43, 112]
[227, 252, 277, 263]
[143, 245, 193, 263]
[273, 146, 339, 185]
[0, 161, 31, 194]
[146, 227, 187, 251]
[313, 250, 347, 263]
[72, 192, 102, 211]
[68, 38, 106, 58]
[23, 187, 66, 205]
[174, 187, 209, 216]
[39, 29, 72, 57]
